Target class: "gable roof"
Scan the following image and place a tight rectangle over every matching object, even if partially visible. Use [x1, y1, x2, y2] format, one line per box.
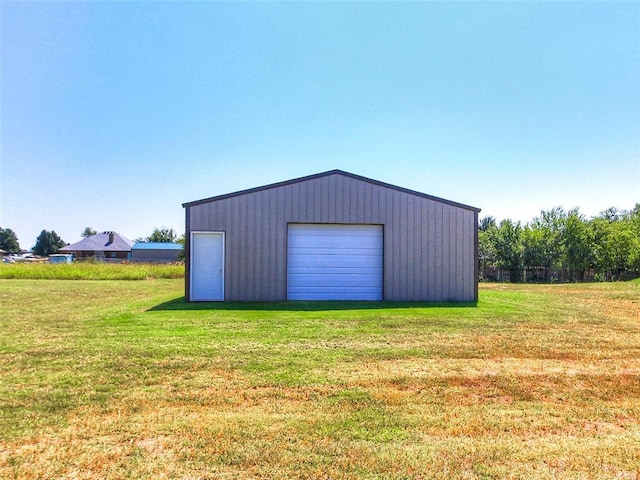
[183, 169, 480, 212]
[60, 231, 135, 252]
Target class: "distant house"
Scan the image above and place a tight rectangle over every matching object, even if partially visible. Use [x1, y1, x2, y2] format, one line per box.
[59, 231, 134, 261]
[131, 242, 182, 263]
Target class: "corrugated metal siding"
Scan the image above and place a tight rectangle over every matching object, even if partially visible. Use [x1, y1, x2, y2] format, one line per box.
[187, 172, 477, 302]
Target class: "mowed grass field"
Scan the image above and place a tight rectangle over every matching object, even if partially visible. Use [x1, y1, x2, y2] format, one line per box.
[1, 268, 639, 479]
[0, 262, 184, 280]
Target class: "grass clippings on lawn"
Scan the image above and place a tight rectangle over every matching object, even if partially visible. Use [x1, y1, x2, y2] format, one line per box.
[1, 278, 639, 479]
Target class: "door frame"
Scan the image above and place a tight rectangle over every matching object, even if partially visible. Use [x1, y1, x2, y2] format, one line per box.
[189, 231, 225, 301]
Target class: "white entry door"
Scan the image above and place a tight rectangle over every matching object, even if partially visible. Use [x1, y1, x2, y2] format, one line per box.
[287, 224, 383, 300]
[190, 232, 225, 301]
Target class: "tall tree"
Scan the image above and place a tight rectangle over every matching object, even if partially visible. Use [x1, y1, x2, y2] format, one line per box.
[146, 227, 177, 243]
[81, 227, 97, 237]
[476, 204, 639, 283]
[0, 227, 21, 254]
[494, 219, 523, 281]
[32, 230, 66, 256]
[478, 217, 497, 278]
[562, 209, 593, 281]
[479, 216, 497, 232]
[523, 207, 566, 280]
[522, 226, 547, 273]
[175, 233, 186, 261]
[626, 204, 640, 272]
[599, 207, 621, 223]
[592, 206, 640, 279]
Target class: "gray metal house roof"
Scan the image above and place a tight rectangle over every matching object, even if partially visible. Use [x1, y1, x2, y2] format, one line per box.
[183, 169, 481, 212]
[60, 231, 135, 252]
[132, 242, 182, 250]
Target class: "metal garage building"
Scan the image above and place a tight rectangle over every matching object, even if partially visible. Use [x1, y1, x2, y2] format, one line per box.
[131, 242, 183, 263]
[183, 170, 480, 303]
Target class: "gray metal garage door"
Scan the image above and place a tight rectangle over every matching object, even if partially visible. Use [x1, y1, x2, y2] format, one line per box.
[287, 224, 383, 300]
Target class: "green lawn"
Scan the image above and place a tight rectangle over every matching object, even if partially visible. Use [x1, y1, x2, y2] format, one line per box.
[1, 277, 639, 479]
[0, 261, 184, 280]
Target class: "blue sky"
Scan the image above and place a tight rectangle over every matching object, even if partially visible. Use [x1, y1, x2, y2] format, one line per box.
[1, 1, 638, 248]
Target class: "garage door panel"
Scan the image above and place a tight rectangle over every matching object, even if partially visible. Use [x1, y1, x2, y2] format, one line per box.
[288, 273, 382, 287]
[288, 286, 382, 293]
[287, 224, 383, 301]
[289, 227, 379, 235]
[288, 254, 382, 268]
[289, 237, 381, 249]
[288, 266, 383, 275]
[290, 241, 380, 249]
[289, 248, 380, 258]
[288, 290, 381, 301]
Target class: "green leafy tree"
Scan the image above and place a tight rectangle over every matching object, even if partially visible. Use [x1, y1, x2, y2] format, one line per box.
[591, 216, 614, 279]
[626, 204, 640, 272]
[562, 209, 593, 281]
[522, 226, 547, 272]
[494, 219, 524, 281]
[608, 221, 638, 275]
[592, 206, 640, 279]
[81, 227, 97, 237]
[479, 216, 497, 233]
[176, 233, 186, 261]
[146, 227, 177, 243]
[599, 207, 621, 223]
[476, 204, 639, 283]
[0, 227, 21, 254]
[523, 207, 565, 280]
[478, 217, 497, 278]
[32, 230, 66, 256]
[591, 212, 629, 280]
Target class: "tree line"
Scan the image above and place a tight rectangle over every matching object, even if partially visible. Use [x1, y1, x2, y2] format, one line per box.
[479, 204, 640, 282]
[2, 209, 639, 282]
[0, 227, 182, 257]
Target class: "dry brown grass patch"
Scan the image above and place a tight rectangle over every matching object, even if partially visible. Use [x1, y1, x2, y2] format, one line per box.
[2, 280, 639, 479]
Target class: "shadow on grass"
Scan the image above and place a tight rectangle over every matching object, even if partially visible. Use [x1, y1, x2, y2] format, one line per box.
[148, 297, 478, 312]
